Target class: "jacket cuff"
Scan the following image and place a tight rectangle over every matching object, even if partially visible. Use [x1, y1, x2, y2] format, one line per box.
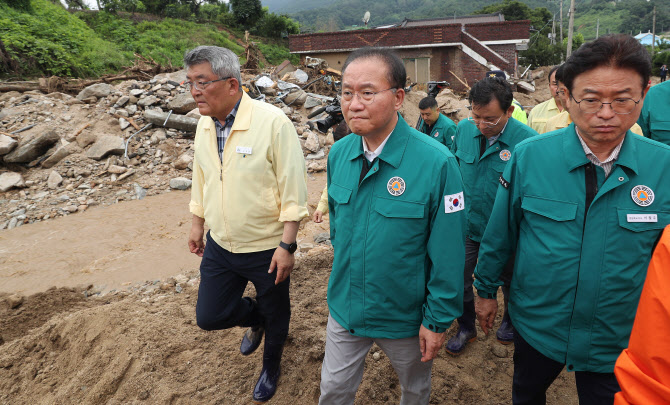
[422, 318, 447, 334]
[189, 201, 204, 218]
[279, 205, 309, 222]
[474, 280, 498, 299]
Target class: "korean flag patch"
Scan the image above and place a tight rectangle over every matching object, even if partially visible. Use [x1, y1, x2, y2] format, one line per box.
[445, 192, 465, 213]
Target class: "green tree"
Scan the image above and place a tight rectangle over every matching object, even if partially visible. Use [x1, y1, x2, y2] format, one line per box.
[231, 0, 263, 29]
[255, 12, 300, 38]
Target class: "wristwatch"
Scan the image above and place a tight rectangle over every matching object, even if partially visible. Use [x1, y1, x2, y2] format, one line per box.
[279, 241, 298, 254]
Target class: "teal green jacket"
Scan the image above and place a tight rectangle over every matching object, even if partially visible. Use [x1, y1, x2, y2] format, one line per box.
[452, 117, 537, 242]
[419, 113, 457, 149]
[638, 80, 670, 145]
[327, 115, 466, 339]
[474, 124, 670, 372]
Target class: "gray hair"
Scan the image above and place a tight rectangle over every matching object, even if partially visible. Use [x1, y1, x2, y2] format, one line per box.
[183, 46, 242, 84]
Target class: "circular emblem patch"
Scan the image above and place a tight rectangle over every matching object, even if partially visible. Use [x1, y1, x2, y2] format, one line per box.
[499, 149, 511, 161]
[631, 185, 654, 207]
[387, 176, 406, 196]
[434, 131, 440, 138]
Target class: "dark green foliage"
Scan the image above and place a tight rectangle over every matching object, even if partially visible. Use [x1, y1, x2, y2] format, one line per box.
[231, 0, 263, 29]
[1, 0, 33, 11]
[254, 12, 300, 38]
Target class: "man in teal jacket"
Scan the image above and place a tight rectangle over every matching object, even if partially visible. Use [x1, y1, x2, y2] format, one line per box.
[475, 35, 670, 405]
[418, 96, 457, 149]
[319, 47, 466, 405]
[637, 79, 670, 145]
[446, 77, 538, 356]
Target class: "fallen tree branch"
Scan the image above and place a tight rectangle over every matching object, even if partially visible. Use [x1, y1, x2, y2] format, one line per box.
[449, 70, 470, 91]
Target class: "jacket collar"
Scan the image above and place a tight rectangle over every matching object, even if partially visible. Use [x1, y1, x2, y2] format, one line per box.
[563, 123, 638, 175]
[346, 113, 409, 169]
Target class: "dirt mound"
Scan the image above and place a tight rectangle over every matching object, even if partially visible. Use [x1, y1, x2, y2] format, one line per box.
[0, 249, 579, 405]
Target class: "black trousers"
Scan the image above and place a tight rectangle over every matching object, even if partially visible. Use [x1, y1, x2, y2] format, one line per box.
[512, 332, 620, 405]
[195, 231, 291, 345]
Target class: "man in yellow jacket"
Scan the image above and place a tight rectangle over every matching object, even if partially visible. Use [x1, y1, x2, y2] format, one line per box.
[185, 45, 308, 403]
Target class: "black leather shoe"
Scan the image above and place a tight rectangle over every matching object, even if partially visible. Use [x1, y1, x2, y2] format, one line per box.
[240, 326, 265, 356]
[496, 313, 515, 345]
[445, 327, 477, 356]
[252, 343, 283, 403]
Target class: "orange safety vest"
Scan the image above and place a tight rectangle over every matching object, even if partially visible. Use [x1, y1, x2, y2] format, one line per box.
[614, 225, 670, 405]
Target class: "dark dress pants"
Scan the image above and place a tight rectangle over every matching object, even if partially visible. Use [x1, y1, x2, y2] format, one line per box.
[196, 231, 290, 345]
[512, 332, 620, 405]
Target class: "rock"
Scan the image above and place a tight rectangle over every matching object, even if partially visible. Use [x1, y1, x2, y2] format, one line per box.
[0, 172, 25, 192]
[107, 165, 127, 174]
[185, 108, 201, 119]
[6, 294, 24, 309]
[116, 109, 129, 118]
[306, 160, 326, 173]
[144, 109, 198, 132]
[86, 136, 125, 160]
[76, 83, 112, 101]
[281, 106, 292, 115]
[150, 129, 168, 145]
[293, 69, 309, 83]
[491, 344, 509, 358]
[134, 183, 147, 200]
[284, 89, 307, 107]
[0, 134, 18, 155]
[119, 117, 130, 130]
[47, 170, 63, 190]
[314, 232, 330, 244]
[42, 143, 80, 168]
[4, 130, 59, 163]
[7, 217, 18, 229]
[372, 352, 381, 361]
[169, 177, 192, 190]
[77, 131, 98, 148]
[299, 243, 315, 253]
[138, 95, 159, 107]
[173, 153, 193, 170]
[304, 96, 322, 109]
[260, 87, 277, 96]
[306, 150, 325, 160]
[126, 104, 138, 115]
[114, 95, 130, 107]
[304, 131, 320, 153]
[167, 92, 197, 114]
[130, 89, 144, 97]
[256, 76, 275, 88]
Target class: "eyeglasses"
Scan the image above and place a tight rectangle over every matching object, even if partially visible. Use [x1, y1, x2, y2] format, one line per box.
[569, 94, 641, 115]
[183, 77, 232, 91]
[339, 88, 397, 105]
[467, 112, 505, 128]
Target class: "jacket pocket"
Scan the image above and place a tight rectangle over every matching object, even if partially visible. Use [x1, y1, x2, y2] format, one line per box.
[374, 198, 426, 219]
[328, 183, 352, 205]
[616, 208, 669, 232]
[521, 195, 578, 222]
[455, 149, 475, 164]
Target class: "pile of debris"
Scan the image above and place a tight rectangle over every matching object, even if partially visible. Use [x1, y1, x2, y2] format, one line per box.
[1, 56, 522, 232]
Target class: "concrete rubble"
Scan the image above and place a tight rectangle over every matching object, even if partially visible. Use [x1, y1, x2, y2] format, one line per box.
[2, 60, 545, 231]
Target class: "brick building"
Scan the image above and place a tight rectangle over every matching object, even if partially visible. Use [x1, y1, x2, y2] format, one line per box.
[288, 16, 530, 92]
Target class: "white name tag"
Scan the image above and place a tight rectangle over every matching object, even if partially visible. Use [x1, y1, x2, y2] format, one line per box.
[236, 146, 252, 155]
[627, 214, 658, 223]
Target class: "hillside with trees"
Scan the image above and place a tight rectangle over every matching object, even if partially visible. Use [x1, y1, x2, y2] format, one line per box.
[0, 0, 299, 79]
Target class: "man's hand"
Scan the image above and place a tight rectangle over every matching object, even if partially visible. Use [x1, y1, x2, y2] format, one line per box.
[313, 210, 324, 223]
[269, 246, 294, 285]
[188, 215, 205, 257]
[419, 324, 446, 362]
[475, 297, 498, 335]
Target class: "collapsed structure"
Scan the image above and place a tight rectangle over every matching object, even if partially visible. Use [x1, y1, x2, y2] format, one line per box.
[289, 14, 531, 92]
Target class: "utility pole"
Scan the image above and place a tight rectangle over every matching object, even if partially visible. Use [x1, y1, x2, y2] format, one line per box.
[567, 0, 576, 58]
[652, 5, 657, 55]
[596, 18, 600, 39]
[560, 0, 564, 43]
[552, 14, 556, 45]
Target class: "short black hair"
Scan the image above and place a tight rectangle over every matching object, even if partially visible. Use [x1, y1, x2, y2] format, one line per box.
[561, 34, 651, 94]
[418, 97, 438, 110]
[554, 64, 565, 83]
[341, 47, 406, 89]
[468, 77, 513, 111]
[548, 64, 561, 82]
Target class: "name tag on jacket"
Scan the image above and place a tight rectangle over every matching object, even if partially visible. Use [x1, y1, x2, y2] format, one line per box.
[236, 146, 252, 155]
